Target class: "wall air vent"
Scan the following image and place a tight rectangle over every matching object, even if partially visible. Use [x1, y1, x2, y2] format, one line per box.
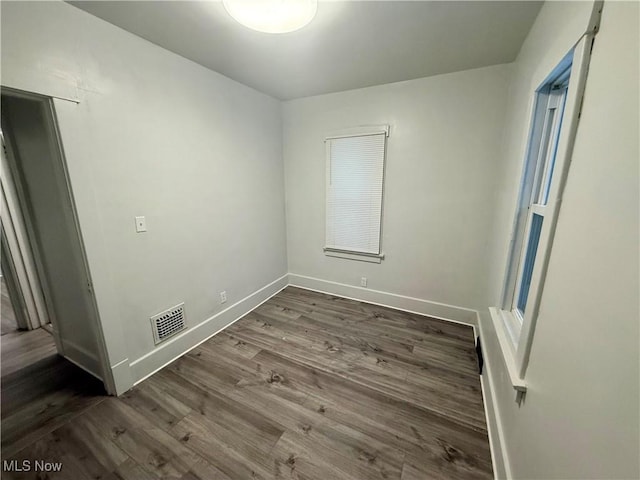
[150, 303, 186, 345]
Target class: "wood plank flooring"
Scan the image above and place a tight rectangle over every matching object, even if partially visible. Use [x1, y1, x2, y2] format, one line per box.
[1, 287, 492, 479]
[1, 291, 106, 458]
[1, 327, 58, 378]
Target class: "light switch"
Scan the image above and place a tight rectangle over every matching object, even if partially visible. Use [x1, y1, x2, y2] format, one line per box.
[135, 216, 147, 233]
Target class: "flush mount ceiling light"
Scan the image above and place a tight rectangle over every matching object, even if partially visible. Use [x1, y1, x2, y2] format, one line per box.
[222, 0, 317, 34]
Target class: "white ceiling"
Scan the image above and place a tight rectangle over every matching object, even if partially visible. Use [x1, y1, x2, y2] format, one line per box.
[68, 1, 542, 100]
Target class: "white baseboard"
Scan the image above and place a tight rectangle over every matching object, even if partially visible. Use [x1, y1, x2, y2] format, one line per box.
[110, 358, 134, 396]
[288, 273, 478, 326]
[478, 309, 511, 479]
[129, 274, 288, 386]
[61, 338, 102, 380]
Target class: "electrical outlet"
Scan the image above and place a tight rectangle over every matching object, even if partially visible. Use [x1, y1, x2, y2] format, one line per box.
[220, 291, 227, 304]
[135, 216, 147, 233]
[360, 277, 367, 287]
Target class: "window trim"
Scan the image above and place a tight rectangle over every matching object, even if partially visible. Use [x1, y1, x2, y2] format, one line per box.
[323, 248, 384, 263]
[323, 125, 389, 262]
[492, 34, 595, 395]
[512, 86, 568, 320]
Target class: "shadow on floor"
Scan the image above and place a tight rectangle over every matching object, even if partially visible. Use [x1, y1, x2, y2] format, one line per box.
[1, 351, 107, 458]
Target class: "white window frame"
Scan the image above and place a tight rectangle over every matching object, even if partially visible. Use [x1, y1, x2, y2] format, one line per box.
[323, 125, 389, 263]
[490, 35, 595, 397]
[509, 82, 569, 337]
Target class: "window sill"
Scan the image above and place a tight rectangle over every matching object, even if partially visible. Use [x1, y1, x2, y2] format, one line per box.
[323, 248, 384, 264]
[489, 307, 527, 394]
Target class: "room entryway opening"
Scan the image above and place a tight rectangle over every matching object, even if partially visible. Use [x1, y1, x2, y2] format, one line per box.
[0, 88, 109, 457]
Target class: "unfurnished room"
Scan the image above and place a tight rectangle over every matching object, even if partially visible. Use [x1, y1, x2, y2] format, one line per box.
[0, 1, 638, 479]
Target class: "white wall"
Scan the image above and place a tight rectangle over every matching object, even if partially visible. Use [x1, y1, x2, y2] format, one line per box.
[481, 1, 639, 478]
[283, 65, 509, 313]
[1, 1, 288, 393]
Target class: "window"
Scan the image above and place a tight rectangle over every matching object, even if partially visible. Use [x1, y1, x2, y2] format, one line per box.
[490, 35, 595, 396]
[324, 126, 388, 263]
[512, 80, 568, 325]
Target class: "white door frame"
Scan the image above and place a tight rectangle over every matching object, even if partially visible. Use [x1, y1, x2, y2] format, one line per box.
[1, 87, 115, 394]
[0, 133, 52, 333]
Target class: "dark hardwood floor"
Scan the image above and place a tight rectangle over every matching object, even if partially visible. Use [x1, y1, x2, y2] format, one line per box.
[1, 280, 106, 459]
[1, 327, 58, 378]
[2, 287, 492, 479]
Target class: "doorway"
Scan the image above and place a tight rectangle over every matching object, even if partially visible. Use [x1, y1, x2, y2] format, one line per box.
[0, 89, 109, 456]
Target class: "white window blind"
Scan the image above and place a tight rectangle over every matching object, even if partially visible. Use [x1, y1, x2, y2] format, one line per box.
[325, 132, 387, 256]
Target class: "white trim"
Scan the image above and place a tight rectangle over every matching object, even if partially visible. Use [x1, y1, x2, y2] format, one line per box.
[61, 338, 102, 380]
[480, 373, 505, 480]
[515, 34, 594, 379]
[489, 308, 527, 394]
[478, 310, 512, 480]
[492, 34, 597, 389]
[506, 308, 523, 347]
[288, 273, 477, 326]
[323, 248, 384, 263]
[324, 124, 389, 141]
[130, 274, 289, 386]
[111, 358, 130, 370]
[1, 84, 80, 104]
[499, 91, 545, 309]
[0, 134, 50, 330]
[529, 204, 546, 216]
[44, 97, 116, 393]
[500, 57, 572, 311]
[110, 358, 134, 396]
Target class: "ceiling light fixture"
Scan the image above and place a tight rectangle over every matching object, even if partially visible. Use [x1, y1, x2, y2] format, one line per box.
[222, 0, 317, 34]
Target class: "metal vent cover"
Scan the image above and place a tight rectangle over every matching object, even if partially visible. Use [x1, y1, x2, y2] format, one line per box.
[150, 303, 186, 345]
